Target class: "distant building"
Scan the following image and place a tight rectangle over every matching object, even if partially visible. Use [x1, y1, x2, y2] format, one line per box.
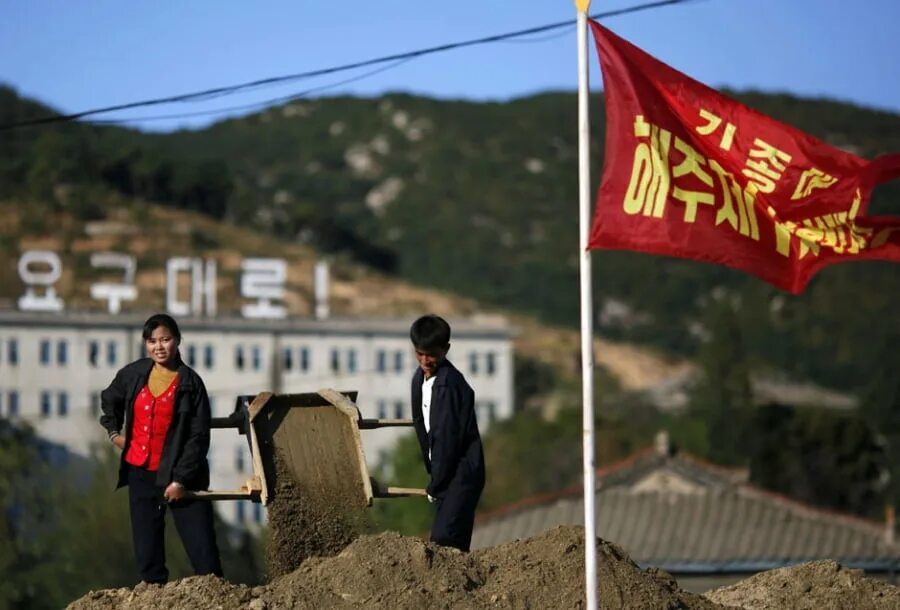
[0, 310, 514, 527]
[472, 432, 899, 592]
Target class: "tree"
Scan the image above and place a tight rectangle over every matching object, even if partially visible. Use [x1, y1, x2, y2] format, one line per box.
[369, 433, 432, 536]
[749, 404, 887, 518]
[0, 424, 265, 608]
[0, 420, 82, 609]
[859, 335, 900, 511]
[689, 297, 754, 465]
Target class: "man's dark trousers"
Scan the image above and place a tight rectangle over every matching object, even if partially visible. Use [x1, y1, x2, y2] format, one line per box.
[431, 486, 482, 552]
[127, 465, 222, 583]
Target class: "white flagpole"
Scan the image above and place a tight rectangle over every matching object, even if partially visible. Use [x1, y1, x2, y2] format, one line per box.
[575, 2, 597, 609]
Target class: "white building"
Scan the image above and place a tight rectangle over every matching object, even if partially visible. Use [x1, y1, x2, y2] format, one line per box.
[0, 310, 514, 527]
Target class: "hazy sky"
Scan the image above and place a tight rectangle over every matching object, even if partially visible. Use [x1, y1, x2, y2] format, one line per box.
[1, 0, 897, 132]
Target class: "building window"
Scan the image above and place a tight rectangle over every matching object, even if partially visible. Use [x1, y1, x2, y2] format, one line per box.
[187, 344, 197, 367]
[204, 344, 214, 369]
[89, 341, 99, 367]
[8, 391, 19, 416]
[40, 340, 51, 365]
[347, 349, 357, 373]
[253, 503, 263, 524]
[7, 339, 18, 365]
[90, 391, 100, 418]
[40, 391, 52, 418]
[394, 350, 404, 373]
[486, 401, 497, 423]
[330, 349, 340, 373]
[300, 347, 310, 372]
[107, 341, 117, 367]
[236, 502, 246, 523]
[252, 346, 261, 371]
[235, 346, 245, 370]
[376, 349, 386, 373]
[58, 392, 68, 417]
[377, 400, 387, 419]
[208, 395, 216, 417]
[283, 347, 293, 371]
[57, 340, 68, 366]
[394, 401, 404, 419]
[236, 447, 246, 473]
[469, 352, 479, 375]
[486, 352, 497, 376]
[477, 401, 497, 427]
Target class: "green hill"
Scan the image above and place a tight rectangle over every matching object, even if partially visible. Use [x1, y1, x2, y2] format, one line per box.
[1, 85, 898, 394]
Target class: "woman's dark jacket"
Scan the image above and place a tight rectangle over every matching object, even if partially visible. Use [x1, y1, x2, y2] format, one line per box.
[411, 360, 486, 499]
[100, 357, 212, 490]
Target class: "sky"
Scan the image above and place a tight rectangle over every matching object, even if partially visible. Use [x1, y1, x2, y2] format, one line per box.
[1, 0, 898, 132]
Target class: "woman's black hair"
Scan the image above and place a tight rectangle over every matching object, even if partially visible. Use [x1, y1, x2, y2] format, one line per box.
[142, 313, 182, 342]
[410, 314, 451, 350]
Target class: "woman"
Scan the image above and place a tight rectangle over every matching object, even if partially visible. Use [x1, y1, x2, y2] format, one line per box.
[100, 313, 222, 583]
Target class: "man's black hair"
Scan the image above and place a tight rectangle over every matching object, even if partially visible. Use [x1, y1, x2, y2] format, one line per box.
[410, 314, 451, 350]
[142, 313, 182, 342]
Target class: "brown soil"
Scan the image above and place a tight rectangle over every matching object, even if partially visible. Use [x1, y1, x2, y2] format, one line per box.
[66, 427, 899, 610]
[69, 525, 898, 610]
[264, 450, 366, 579]
[704, 559, 900, 610]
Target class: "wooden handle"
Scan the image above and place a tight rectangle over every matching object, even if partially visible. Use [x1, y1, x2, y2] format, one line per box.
[358, 418, 415, 429]
[376, 486, 428, 498]
[183, 489, 260, 502]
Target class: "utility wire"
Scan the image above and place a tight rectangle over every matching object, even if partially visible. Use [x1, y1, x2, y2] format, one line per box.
[93, 23, 580, 125]
[89, 57, 416, 125]
[0, 0, 693, 131]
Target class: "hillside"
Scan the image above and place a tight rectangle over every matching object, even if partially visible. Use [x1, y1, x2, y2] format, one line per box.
[0, 197, 687, 397]
[1, 85, 898, 396]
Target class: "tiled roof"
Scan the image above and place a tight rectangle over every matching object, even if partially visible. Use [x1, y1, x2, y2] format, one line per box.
[472, 446, 900, 572]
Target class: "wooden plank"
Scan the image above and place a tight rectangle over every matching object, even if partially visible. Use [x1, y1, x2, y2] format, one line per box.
[244, 392, 273, 505]
[317, 388, 375, 507]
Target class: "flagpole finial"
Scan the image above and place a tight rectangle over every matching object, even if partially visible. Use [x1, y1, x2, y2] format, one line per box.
[575, 0, 591, 13]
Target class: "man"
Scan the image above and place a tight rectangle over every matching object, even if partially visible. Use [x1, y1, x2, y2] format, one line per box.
[410, 314, 485, 551]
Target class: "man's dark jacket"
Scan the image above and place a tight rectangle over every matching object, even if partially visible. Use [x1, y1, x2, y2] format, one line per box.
[411, 360, 485, 498]
[100, 357, 212, 490]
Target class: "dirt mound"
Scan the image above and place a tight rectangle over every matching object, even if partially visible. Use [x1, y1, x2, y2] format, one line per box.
[475, 526, 723, 609]
[67, 527, 900, 610]
[69, 526, 736, 609]
[704, 559, 900, 610]
[67, 576, 256, 610]
[263, 531, 484, 608]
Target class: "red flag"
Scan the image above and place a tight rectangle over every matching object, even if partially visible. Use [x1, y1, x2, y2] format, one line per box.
[587, 19, 900, 293]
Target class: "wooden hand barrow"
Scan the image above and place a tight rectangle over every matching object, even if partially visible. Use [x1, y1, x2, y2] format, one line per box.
[186, 388, 427, 505]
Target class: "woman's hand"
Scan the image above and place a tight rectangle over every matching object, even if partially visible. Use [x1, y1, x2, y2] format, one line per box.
[112, 435, 125, 450]
[164, 481, 186, 502]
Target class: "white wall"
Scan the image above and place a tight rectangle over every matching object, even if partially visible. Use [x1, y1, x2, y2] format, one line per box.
[0, 313, 513, 528]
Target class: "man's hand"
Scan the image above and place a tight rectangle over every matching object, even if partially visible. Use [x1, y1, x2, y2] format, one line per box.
[111, 435, 125, 450]
[164, 481, 185, 502]
[427, 493, 436, 504]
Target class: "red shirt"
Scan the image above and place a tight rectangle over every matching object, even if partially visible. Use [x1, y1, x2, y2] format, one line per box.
[125, 375, 178, 471]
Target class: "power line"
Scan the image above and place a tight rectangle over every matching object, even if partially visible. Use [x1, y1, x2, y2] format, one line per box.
[89, 57, 416, 125]
[0, 0, 694, 132]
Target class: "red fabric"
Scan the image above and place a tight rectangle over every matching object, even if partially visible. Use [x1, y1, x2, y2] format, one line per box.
[126, 376, 178, 471]
[587, 19, 900, 293]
